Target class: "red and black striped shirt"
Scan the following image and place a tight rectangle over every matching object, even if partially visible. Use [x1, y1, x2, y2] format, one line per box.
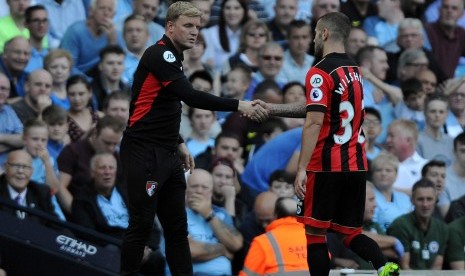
[305, 53, 367, 172]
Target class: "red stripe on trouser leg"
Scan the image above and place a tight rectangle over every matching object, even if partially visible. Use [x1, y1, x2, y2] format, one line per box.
[343, 231, 362, 248]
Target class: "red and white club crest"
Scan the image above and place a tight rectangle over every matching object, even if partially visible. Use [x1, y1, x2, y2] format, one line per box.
[146, 181, 158, 197]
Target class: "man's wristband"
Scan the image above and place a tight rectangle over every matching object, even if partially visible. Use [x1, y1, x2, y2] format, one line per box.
[205, 210, 215, 222]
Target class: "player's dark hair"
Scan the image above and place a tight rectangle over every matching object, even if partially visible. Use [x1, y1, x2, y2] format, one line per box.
[318, 12, 351, 44]
[421, 160, 446, 177]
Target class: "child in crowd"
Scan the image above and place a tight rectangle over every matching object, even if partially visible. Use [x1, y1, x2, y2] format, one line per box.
[362, 107, 383, 161]
[41, 105, 69, 161]
[394, 78, 426, 130]
[281, 81, 305, 129]
[186, 107, 217, 158]
[268, 170, 296, 198]
[22, 119, 66, 220]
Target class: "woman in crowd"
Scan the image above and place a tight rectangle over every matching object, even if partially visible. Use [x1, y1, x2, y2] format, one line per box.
[44, 49, 73, 110]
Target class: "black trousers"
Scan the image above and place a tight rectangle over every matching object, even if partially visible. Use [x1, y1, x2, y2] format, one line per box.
[120, 137, 193, 276]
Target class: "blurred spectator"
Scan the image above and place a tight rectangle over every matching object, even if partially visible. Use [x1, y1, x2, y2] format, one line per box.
[240, 197, 308, 275]
[241, 127, 301, 196]
[186, 169, 243, 276]
[438, 132, 465, 217]
[191, 0, 213, 28]
[72, 153, 165, 275]
[421, 160, 447, 220]
[41, 105, 69, 160]
[386, 18, 446, 84]
[0, 150, 56, 220]
[11, 69, 52, 124]
[185, 108, 216, 158]
[66, 75, 101, 142]
[371, 152, 413, 232]
[277, 20, 314, 84]
[121, 14, 149, 86]
[446, 216, 465, 269]
[247, 117, 287, 158]
[310, 0, 340, 30]
[417, 94, 454, 165]
[340, 0, 377, 28]
[209, 0, 268, 26]
[102, 91, 130, 125]
[362, 107, 383, 161]
[202, 0, 249, 73]
[357, 46, 402, 142]
[394, 78, 426, 130]
[223, 19, 271, 75]
[268, 170, 295, 198]
[0, 36, 31, 98]
[0, 72, 23, 169]
[22, 119, 65, 220]
[387, 179, 449, 270]
[89, 45, 130, 111]
[0, 0, 31, 52]
[233, 191, 278, 274]
[244, 42, 285, 100]
[417, 69, 438, 96]
[218, 64, 252, 122]
[56, 115, 125, 214]
[43, 49, 73, 110]
[401, 0, 427, 18]
[444, 80, 465, 138]
[386, 119, 428, 195]
[396, 49, 429, 84]
[24, 5, 49, 73]
[267, 0, 298, 49]
[60, 0, 121, 74]
[425, 0, 465, 78]
[36, 0, 86, 49]
[345, 27, 367, 60]
[280, 81, 305, 129]
[195, 132, 244, 173]
[182, 33, 212, 78]
[363, 0, 405, 52]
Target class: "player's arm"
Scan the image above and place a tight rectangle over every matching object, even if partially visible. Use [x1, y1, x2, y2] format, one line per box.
[264, 101, 306, 118]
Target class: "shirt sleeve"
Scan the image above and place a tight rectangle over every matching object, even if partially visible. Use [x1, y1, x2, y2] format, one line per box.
[305, 67, 331, 113]
[446, 223, 465, 262]
[387, 217, 410, 252]
[144, 45, 185, 82]
[240, 238, 267, 276]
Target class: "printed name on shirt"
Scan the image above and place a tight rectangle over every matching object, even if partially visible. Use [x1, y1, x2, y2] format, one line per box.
[335, 71, 361, 95]
[163, 51, 176, 62]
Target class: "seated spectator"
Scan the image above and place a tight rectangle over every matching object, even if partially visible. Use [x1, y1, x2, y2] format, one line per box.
[362, 107, 382, 161]
[386, 119, 428, 195]
[268, 170, 295, 198]
[0, 72, 23, 169]
[446, 216, 465, 269]
[421, 160, 447, 220]
[222, 20, 271, 76]
[56, 116, 125, 214]
[371, 152, 413, 232]
[102, 91, 130, 125]
[185, 108, 216, 158]
[195, 132, 244, 174]
[41, 105, 70, 161]
[246, 117, 287, 158]
[417, 94, 454, 165]
[11, 69, 53, 124]
[281, 81, 305, 129]
[341, 0, 377, 28]
[232, 191, 278, 275]
[121, 14, 149, 86]
[417, 69, 438, 96]
[201, 0, 249, 73]
[387, 179, 449, 270]
[267, 0, 298, 50]
[445, 195, 465, 223]
[89, 45, 130, 111]
[59, 0, 122, 74]
[345, 27, 368, 60]
[277, 20, 314, 85]
[191, 0, 212, 28]
[443, 80, 465, 138]
[241, 127, 302, 197]
[186, 169, 243, 275]
[396, 49, 429, 85]
[66, 75, 101, 142]
[182, 33, 212, 78]
[438, 132, 465, 217]
[240, 197, 308, 275]
[0, 0, 31, 52]
[0, 150, 56, 220]
[24, 5, 50, 73]
[72, 153, 165, 275]
[394, 78, 426, 130]
[0, 36, 31, 98]
[44, 49, 73, 110]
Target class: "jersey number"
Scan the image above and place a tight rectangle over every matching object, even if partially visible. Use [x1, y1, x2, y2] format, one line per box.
[333, 101, 365, 145]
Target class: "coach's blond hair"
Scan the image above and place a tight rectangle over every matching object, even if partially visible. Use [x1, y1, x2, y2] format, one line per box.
[166, 1, 202, 23]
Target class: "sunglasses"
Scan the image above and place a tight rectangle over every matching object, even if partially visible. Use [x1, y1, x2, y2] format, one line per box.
[261, 55, 283, 61]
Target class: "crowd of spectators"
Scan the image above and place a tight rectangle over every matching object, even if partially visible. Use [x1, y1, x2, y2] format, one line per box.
[0, 0, 465, 274]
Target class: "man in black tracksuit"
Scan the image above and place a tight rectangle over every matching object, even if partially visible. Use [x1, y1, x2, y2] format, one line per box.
[119, 2, 266, 275]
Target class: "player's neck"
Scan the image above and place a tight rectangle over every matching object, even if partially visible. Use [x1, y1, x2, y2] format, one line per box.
[323, 44, 345, 57]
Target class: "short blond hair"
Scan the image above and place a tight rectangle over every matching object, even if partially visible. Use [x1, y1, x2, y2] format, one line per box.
[370, 151, 399, 172]
[166, 1, 202, 23]
[390, 119, 419, 142]
[44, 49, 73, 70]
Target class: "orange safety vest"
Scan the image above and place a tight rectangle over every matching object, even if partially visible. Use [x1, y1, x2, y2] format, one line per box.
[239, 217, 309, 276]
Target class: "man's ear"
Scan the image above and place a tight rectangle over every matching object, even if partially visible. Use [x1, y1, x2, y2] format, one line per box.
[322, 28, 329, 41]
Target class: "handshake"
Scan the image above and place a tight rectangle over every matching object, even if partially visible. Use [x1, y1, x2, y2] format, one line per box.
[237, 99, 270, 122]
